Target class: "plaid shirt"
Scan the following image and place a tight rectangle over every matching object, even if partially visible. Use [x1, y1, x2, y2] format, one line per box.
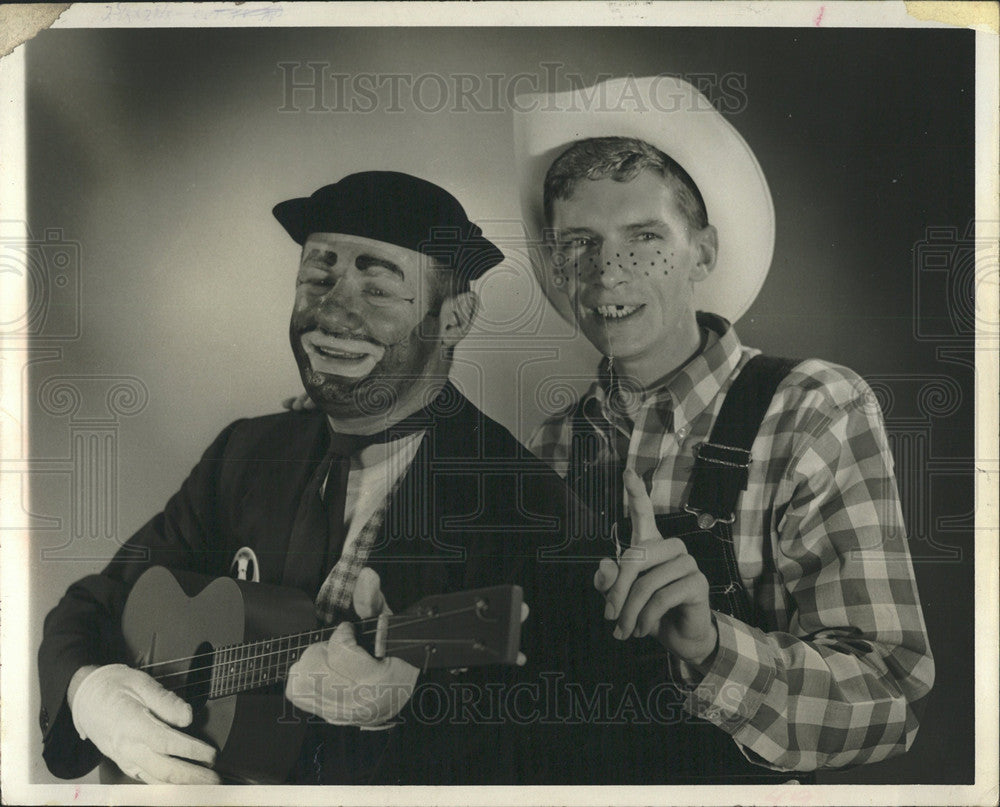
[528, 313, 934, 772]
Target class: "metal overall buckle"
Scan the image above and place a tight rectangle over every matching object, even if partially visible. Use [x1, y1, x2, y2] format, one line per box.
[683, 441, 753, 529]
[682, 504, 736, 531]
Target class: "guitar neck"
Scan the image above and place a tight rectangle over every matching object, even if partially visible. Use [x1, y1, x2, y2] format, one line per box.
[195, 584, 521, 699]
[208, 626, 338, 699]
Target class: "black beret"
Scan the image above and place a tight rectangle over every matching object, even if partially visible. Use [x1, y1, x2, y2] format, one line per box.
[273, 171, 504, 283]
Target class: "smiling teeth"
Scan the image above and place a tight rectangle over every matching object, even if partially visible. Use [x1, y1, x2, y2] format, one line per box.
[315, 345, 365, 359]
[307, 334, 384, 362]
[595, 304, 640, 319]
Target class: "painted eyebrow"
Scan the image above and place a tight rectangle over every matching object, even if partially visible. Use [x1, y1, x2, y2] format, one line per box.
[355, 254, 405, 281]
[302, 249, 405, 281]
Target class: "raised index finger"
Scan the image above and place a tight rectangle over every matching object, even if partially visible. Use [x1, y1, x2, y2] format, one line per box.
[601, 471, 658, 619]
[623, 468, 659, 543]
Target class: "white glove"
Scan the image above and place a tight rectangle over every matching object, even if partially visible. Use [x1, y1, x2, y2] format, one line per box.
[285, 568, 419, 728]
[69, 664, 220, 784]
[281, 392, 316, 412]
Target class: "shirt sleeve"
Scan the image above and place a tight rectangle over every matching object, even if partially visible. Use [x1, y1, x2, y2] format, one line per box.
[674, 391, 935, 771]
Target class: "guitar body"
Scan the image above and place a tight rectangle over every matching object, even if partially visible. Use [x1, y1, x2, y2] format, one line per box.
[100, 566, 316, 784]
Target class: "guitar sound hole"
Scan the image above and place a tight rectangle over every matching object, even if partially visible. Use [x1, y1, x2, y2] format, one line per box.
[182, 641, 214, 711]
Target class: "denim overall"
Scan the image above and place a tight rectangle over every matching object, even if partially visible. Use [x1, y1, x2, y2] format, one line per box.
[562, 355, 806, 784]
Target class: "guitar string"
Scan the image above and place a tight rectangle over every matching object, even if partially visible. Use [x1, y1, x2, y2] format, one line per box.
[165, 638, 502, 701]
[140, 604, 484, 683]
[136, 613, 378, 672]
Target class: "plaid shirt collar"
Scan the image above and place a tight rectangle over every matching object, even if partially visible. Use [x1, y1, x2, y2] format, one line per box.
[580, 311, 744, 435]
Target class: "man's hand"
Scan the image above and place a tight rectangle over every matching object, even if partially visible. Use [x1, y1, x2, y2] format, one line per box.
[281, 392, 316, 412]
[69, 664, 220, 784]
[594, 469, 719, 666]
[285, 569, 419, 727]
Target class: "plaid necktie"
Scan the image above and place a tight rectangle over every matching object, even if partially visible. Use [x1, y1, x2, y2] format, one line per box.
[308, 403, 442, 623]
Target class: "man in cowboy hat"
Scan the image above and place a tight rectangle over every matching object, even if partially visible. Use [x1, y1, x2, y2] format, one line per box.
[36, 171, 591, 785]
[514, 76, 934, 780]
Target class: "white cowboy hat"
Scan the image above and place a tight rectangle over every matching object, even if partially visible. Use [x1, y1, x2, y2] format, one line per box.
[513, 75, 774, 323]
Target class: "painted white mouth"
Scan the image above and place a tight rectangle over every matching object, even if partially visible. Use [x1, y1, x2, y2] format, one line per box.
[594, 304, 642, 320]
[303, 334, 385, 378]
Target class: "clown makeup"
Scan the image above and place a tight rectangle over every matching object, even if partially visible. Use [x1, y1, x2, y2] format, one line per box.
[290, 233, 453, 422]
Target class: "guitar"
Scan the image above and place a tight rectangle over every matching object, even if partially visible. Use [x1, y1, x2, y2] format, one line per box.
[100, 565, 523, 784]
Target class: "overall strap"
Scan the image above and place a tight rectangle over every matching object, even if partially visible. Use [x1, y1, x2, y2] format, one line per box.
[684, 355, 800, 529]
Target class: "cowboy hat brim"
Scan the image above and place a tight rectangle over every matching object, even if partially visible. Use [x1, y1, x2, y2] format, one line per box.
[513, 75, 774, 324]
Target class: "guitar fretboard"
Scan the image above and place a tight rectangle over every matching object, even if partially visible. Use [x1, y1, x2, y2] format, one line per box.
[208, 627, 334, 699]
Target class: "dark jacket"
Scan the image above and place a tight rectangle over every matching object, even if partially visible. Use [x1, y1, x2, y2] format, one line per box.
[37, 387, 603, 784]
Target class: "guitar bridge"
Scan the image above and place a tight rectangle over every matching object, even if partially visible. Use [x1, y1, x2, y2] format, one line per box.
[136, 632, 157, 667]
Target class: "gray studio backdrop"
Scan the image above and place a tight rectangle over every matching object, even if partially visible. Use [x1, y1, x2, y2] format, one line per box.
[22, 26, 976, 785]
